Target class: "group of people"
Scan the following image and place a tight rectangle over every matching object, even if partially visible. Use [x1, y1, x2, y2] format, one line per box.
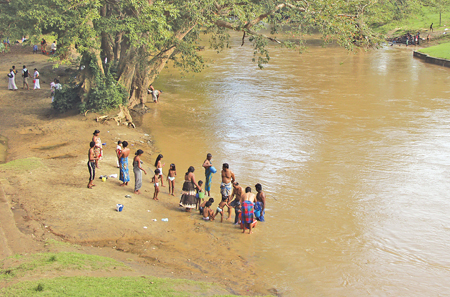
[87, 133, 267, 234]
[7, 65, 40, 91]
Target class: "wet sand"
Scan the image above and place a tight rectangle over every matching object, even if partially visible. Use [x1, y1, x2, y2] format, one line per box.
[0, 46, 272, 295]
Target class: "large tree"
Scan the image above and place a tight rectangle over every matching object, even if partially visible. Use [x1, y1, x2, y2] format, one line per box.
[1, 0, 388, 111]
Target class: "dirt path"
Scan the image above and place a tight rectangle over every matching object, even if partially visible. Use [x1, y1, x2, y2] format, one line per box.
[0, 45, 272, 296]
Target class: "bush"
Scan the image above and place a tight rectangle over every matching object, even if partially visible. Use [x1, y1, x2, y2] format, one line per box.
[52, 55, 128, 114]
[51, 85, 81, 113]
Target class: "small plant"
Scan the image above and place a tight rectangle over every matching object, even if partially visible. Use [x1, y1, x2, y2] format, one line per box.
[35, 283, 44, 292]
[48, 255, 57, 262]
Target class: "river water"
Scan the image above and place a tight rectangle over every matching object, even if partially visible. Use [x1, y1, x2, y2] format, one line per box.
[141, 37, 450, 296]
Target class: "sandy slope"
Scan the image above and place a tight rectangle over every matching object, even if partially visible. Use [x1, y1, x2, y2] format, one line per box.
[0, 45, 272, 296]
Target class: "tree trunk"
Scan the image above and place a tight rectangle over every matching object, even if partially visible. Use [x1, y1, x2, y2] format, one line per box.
[113, 32, 122, 61]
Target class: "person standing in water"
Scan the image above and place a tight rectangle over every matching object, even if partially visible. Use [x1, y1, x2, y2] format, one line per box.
[220, 163, 235, 219]
[202, 153, 213, 196]
[133, 149, 147, 194]
[241, 187, 256, 234]
[154, 154, 165, 187]
[167, 163, 176, 196]
[255, 183, 266, 222]
[119, 141, 130, 186]
[87, 141, 99, 189]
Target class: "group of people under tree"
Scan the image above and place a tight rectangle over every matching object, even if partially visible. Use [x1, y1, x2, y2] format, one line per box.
[87, 135, 266, 233]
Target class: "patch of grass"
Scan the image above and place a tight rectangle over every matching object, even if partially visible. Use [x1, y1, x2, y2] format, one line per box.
[0, 252, 126, 281]
[0, 276, 250, 297]
[419, 42, 450, 59]
[375, 6, 450, 36]
[0, 157, 43, 172]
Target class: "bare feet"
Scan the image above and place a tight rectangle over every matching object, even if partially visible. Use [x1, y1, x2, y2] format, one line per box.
[134, 191, 141, 194]
[171, 193, 175, 196]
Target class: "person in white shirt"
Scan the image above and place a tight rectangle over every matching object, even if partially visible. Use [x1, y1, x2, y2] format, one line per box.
[51, 41, 57, 54]
[33, 68, 40, 90]
[7, 69, 17, 90]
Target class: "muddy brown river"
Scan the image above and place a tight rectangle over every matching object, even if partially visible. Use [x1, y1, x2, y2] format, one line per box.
[140, 37, 450, 296]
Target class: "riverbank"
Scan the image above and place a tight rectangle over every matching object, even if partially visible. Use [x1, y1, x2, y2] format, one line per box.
[0, 45, 273, 296]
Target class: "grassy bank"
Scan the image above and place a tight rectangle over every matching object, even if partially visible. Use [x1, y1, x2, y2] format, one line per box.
[0, 251, 253, 297]
[375, 7, 450, 37]
[418, 42, 450, 59]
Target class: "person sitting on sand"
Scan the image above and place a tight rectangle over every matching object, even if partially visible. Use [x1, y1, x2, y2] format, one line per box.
[119, 141, 130, 186]
[241, 187, 256, 234]
[87, 141, 99, 189]
[133, 149, 147, 194]
[167, 163, 176, 196]
[203, 201, 215, 221]
[152, 169, 160, 200]
[199, 198, 214, 215]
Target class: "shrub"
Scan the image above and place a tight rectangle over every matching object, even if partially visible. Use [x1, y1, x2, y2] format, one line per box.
[51, 85, 81, 113]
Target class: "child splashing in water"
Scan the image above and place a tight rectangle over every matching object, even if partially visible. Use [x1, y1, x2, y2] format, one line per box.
[167, 163, 176, 196]
[152, 169, 160, 200]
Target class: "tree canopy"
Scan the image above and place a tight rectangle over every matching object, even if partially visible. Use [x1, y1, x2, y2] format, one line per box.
[0, 0, 409, 111]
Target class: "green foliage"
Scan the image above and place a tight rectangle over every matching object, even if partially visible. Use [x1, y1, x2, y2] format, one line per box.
[82, 57, 128, 113]
[52, 85, 81, 113]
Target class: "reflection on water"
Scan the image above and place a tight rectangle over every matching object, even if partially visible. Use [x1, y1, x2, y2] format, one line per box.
[141, 37, 450, 296]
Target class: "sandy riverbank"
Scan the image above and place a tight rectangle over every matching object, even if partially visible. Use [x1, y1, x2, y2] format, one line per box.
[0, 46, 273, 296]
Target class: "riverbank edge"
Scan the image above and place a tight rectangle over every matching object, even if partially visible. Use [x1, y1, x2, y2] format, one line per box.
[412, 50, 450, 68]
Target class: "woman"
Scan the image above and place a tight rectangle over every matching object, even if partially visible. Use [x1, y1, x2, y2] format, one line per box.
[119, 141, 130, 186]
[154, 154, 165, 187]
[179, 166, 202, 212]
[92, 130, 102, 168]
[33, 68, 40, 90]
[7, 69, 17, 91]
[133, 149, 147, 194]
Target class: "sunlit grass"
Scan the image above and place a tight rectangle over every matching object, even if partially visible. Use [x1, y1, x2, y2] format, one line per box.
[419, 42, 450, 59]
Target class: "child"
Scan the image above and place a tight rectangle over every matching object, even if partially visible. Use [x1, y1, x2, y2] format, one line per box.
[116, 141, 122, 168]
[154, 154, 165, 187]
[202, 201, 214, 221]
[196, 180, 204, 210]
[199, 198, 214, 215]
[152, 169, 160, 200]
[33, 45, 38, 54]
[167, 163, 176, 196]
[214, 198, 229, 223]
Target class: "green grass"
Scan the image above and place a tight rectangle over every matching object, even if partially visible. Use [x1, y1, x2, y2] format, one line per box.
[0, 252, 127, 281]
[0, 276, 245, 297]
[419, 42, 450, 59]
[375, 7, 450, 36]
[0, 157, 43, 171]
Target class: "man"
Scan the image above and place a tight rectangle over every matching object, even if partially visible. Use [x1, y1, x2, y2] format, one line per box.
[147, 86, 162, 103]
[255, 183, 266, 222]
[241, 187, 256, 234]
[202, 153, 213, 196]
[229, 182, 244, 224]
[87, 141, 99, 189]
[220, 163, 235, 220]
[51, 41, 57, 54]
[430, 23, 433, 32]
